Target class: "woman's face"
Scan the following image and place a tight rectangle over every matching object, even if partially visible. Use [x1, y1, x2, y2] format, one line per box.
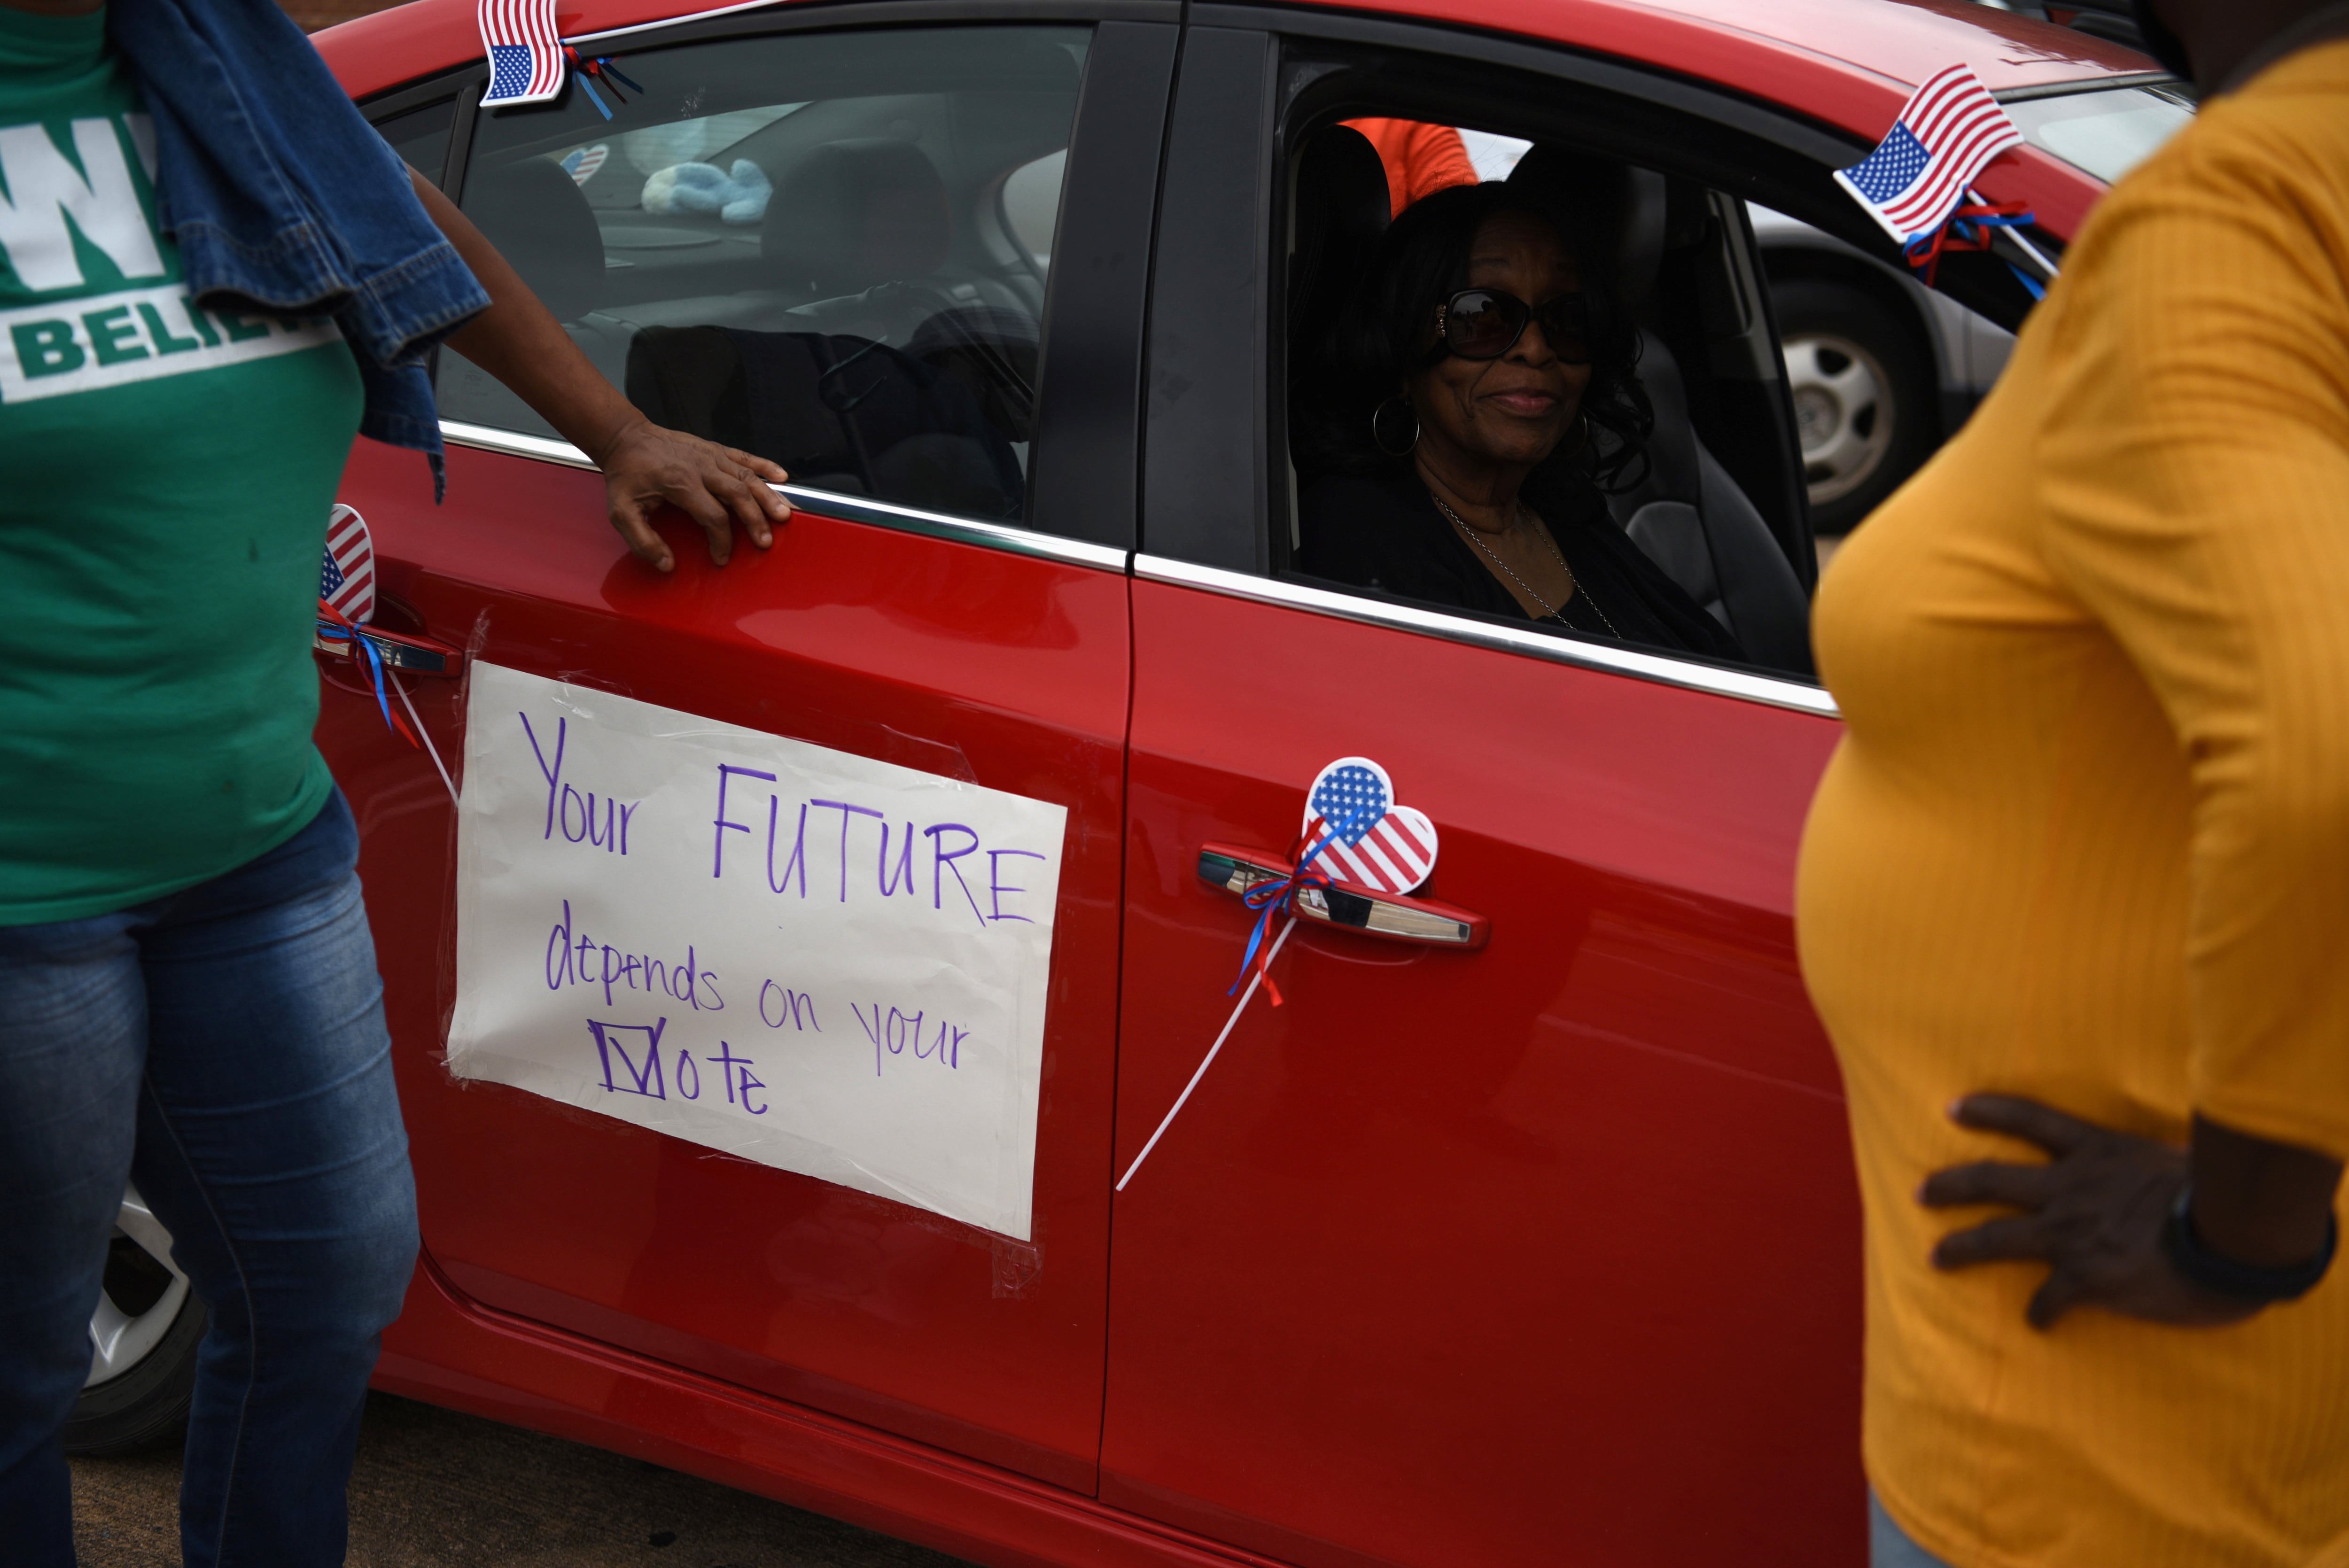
[1405, 210, 1592, 475]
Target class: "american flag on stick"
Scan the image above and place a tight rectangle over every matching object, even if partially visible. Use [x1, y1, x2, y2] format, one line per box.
[320, 504, 375, 626]
[481, 0, 565, 107]
[1834, 64, 2022, 246]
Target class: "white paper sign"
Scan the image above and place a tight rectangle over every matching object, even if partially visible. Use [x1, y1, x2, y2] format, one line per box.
[448, 662, 1067, 1239]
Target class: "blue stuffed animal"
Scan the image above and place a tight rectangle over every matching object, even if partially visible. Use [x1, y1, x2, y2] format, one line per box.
[640, 159, 772, 225]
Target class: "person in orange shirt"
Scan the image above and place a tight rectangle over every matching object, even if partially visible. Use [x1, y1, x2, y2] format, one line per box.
[1796, 0, 2349, 1564]
[1341, 118, 1480, 215]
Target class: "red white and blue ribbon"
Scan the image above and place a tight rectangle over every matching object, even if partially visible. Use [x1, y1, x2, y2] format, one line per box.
[1906, 195, 2044, 295]
[564, 47, 643, 122]
[1833, 66, 2059, 297]
[316, 598, 418, 748]
[1118, 757, 1440, 1191]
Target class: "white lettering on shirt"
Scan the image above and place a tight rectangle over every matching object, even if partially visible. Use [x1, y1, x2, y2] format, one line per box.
[0, 117, 166, 293]
[0, 282, 338, 403]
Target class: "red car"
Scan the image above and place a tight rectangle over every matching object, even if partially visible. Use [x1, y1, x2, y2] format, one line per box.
[77, 0, 2176, 1562]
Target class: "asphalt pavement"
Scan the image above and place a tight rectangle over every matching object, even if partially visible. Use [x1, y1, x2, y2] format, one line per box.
[69, 1392, 976, 1568]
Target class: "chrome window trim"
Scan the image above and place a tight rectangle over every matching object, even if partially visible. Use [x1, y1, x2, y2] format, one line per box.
[434, 421, 1838, 710]
[1993, 73, 2178, 103]
[442, 419, 598, 471]
[565, 0, 778, 47]
[436, 420, 1130, 572]
[1134, 554, 1841, 717]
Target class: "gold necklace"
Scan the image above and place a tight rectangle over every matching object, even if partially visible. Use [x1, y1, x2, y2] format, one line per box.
[1430, 489, 1622, 639]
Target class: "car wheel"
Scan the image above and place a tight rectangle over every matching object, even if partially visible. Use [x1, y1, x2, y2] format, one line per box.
[1773, 279, 1940, 535]
[64, 1183, 204, 1457]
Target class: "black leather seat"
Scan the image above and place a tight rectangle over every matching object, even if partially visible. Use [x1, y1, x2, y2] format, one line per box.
[1288, 125, 1390, 395]
[627, 138, 1029, 519]
[1509, 149, 1814, 674]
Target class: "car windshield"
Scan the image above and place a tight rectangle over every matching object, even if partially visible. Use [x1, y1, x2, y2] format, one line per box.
[2003, 84, 2195, 185]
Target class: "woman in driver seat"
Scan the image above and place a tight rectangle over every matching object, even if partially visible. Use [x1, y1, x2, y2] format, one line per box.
[1296, 183, 1741, 660]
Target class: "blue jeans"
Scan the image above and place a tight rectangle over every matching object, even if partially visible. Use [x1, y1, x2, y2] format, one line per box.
[1873, 1491, 1958, 1568]
[0, 791, 417, 1567]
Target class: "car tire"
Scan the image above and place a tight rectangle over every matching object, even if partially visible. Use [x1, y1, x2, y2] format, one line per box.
[64, 1185, 205, 1458]
[1773, 278, 1940, 535]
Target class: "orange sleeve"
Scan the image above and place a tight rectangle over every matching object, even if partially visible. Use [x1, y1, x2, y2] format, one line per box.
[1340, 118, 1480, 217]
[1394, 122, 1480, 209]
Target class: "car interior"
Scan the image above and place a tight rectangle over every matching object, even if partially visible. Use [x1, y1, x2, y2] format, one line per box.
[1280, 115, 1819, 676]
[430, 27, 2051, 687]
[437, 26, 1087, 526]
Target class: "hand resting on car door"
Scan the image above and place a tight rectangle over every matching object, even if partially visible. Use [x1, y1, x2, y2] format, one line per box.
[413, 168, 793, 573]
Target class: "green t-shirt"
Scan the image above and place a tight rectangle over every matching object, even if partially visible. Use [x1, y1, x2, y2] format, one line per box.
[0, 6, 364, 924]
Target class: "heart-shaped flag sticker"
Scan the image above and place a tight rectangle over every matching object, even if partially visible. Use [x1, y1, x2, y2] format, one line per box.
[320, 503, 375, 626]
[1298, 756, 1439, 896]
[562, 144, 610, 186]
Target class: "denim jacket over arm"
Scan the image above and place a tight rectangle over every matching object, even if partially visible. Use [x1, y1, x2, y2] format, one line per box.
[107, 0, 491, 494]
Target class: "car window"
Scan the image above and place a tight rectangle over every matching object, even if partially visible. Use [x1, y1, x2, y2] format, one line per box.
[441, 26, 1089, 528]
[376, 99, 454, 189]
[999, 149, 1064, 270]
[2003, 85, 2194, 185]
[1277, 106, 1818, 675]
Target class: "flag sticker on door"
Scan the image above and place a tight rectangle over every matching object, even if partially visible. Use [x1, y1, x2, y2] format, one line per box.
[1299, 756, 1439, 896]
[447, 662, 1068, 1239]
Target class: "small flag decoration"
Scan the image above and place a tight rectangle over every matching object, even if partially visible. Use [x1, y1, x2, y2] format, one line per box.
[1834, 64, 2022, 247]
[560, 144, 609, 185]
[1299, 757, 1439, 896]
[320, 503, 375, 626]
[480, 0, 564, 107]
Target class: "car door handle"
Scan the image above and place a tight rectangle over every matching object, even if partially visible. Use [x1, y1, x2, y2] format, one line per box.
[1198, 843, 1489, 949]
[313, 621, 464, 678]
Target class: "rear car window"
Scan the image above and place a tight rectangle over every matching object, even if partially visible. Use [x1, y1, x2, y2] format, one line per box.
[376, 98, 454, 189]
[441, 25, 1090, 528]
[2004, 84, 2194, 186]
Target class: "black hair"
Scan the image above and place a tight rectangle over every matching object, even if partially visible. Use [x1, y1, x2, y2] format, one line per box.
[1291, 180, 1652, 495]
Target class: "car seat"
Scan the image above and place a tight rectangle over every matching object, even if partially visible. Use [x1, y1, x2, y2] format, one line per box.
[1509, 148, 1814, 674]
[1288, 124, 1391, 392]
[627, 138, 1029, 518]
[761, 138, 953, 297]
[467, 154, 607, 325]
[1283, 124, 1389, 550]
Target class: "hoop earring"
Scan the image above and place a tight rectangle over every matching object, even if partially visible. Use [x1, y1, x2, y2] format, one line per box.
[1565, 410, 1593, 457]
[1371, 396, 1420, 457]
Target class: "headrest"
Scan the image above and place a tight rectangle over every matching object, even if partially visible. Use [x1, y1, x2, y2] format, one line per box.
[1507, 147, 1666, 313]
[1295, 124, 1391, 264]
[762, 140, 951, 297]
[1289, 124, 1390, 376]
[467, 155, 605, 323]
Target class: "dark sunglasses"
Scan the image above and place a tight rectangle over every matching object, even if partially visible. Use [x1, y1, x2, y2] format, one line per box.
[1434, 288, 1593, 365]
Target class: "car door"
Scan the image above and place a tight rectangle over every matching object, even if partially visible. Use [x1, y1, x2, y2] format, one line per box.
[1100, 19, 1882, 1566]
[326, 11, 1174, 1492]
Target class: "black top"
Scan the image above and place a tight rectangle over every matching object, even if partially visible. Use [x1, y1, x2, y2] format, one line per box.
[1296, 469, 1746, 661]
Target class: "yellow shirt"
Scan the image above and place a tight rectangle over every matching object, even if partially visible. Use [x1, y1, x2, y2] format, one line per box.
[1796, 42, 2349, 1568]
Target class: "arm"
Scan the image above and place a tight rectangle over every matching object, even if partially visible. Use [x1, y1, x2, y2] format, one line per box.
[1923, 144, 2349, 1326]
[1926, 1099, 2339, 1328]
[411, 168, 791, 572]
